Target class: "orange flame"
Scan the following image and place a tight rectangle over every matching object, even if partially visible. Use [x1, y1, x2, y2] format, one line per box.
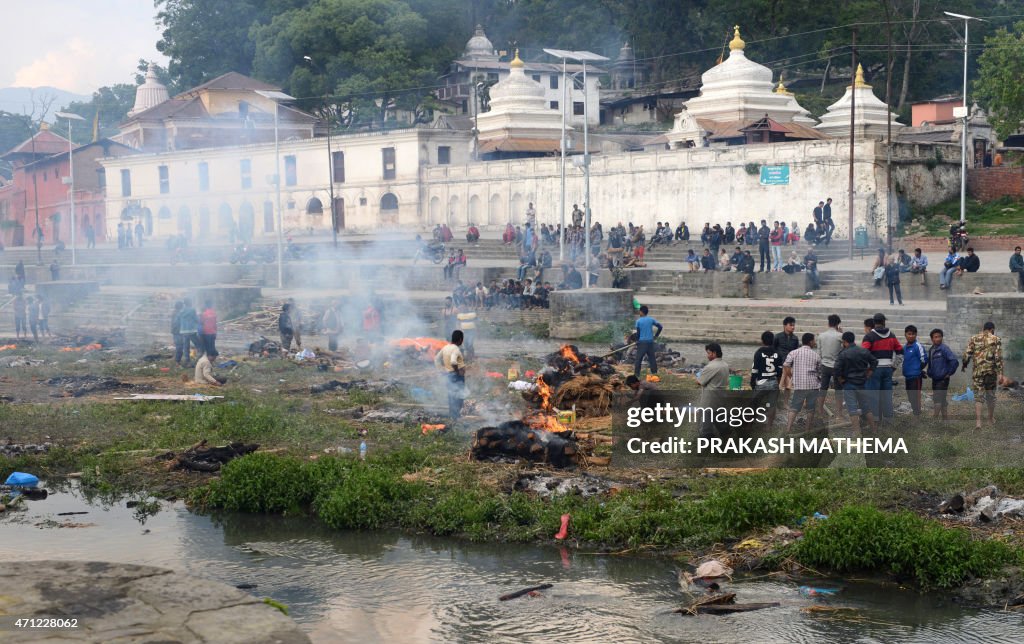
[559, 345, 580, 364]
[524, 411, 570, 434]
[536, 375, 553, 412]
[59, 343, 102, 352]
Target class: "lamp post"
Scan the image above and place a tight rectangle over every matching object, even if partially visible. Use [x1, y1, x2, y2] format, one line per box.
[303, 56, 338, 248]
[943, 11, 986, 225]
[255, 90, 296, 289]
[55, 112, 85, 266]
[543, 48, 608, 288]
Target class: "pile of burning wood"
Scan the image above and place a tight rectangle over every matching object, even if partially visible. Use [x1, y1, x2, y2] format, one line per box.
[475, 344, 624, 467]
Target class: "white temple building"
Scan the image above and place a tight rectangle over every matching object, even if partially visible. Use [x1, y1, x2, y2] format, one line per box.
[816, 64, 904, 138]
[475, 50, 574, 157]
[666, 26, 821, 148]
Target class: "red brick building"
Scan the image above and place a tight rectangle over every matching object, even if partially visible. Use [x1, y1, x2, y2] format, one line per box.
[0, 124, 133, 248]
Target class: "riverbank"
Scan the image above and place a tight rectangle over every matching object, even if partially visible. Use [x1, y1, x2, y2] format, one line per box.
[3, 338, 1024, 606]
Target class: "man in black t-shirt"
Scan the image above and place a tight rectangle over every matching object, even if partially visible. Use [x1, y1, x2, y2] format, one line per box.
[774, 316, 799, 391]
[752, 330, 781, 428]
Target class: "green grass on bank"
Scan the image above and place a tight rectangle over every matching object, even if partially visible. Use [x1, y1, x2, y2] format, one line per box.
[188, 448, 1024, 589]
[908, 196, 1024, 237]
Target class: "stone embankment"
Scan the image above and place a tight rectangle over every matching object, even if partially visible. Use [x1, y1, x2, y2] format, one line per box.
[0, 560, 309, 643]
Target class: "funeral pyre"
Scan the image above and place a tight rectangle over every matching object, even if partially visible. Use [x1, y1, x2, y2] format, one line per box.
[472, 344, 624, 467]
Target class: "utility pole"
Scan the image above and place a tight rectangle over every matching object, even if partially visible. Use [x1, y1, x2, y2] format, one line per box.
[885, 9, 894, 254]
[304, 56, 338, 248]
[847, 29, 857, 261]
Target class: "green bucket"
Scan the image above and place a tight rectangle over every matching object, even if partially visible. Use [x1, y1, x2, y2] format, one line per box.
[728, 374, 743, 390]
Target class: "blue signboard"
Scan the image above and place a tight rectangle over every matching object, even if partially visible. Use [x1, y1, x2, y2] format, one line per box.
[759, 164, 790, 186]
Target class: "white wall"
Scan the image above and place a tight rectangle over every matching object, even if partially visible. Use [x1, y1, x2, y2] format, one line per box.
[100, 129, 472, 237]
[422, 140, 951, 238]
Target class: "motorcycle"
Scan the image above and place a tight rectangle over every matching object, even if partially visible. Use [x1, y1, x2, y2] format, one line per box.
[949, 227, 970, 252]
[413, 242, 445, 265]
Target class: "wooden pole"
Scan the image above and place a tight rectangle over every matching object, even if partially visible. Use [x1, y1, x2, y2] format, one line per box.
[847, 30, 857, 261]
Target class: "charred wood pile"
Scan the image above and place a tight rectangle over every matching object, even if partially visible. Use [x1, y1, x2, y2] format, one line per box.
[612, 341, 686, 368]
[46, 375, 151, 398]
[471, 421, 579, 468]
[156, 440, 259, 472]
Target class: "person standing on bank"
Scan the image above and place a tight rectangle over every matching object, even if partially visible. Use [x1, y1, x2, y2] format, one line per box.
[1010, 246, 1024, 293]
[783, 333, 821, 433]
[177, 298, 201, 367]
[697, 342, 730, 438]
[836, 331, 878, 433]
[633, 305, 664, 379]
[199, 300, 218, 357]
[884, 255, 903, 305]
[434, 330, 467, 420]
[962, 321, 1003, 429]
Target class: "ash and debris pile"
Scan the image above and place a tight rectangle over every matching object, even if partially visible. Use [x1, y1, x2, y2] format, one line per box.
[46, 375, 151, 398]
[939, 485, 1024, 523]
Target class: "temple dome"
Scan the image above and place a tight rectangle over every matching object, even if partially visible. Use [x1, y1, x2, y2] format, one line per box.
[464, 25, 498, 61]
[488, 50, 545, 109]
[682, 25, 814, 124]
[816, 65, 903, 138]
[128, 63, 170, 117]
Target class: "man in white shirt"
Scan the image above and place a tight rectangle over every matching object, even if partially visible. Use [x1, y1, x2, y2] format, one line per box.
[434, 330, 467, 420]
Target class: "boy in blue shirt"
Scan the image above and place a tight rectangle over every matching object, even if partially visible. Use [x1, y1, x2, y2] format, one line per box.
[634, 305, 664, 379]
[902, 325, 927, 416]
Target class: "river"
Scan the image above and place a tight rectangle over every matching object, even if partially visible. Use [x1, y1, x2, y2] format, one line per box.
[1, 482, 1021, 643]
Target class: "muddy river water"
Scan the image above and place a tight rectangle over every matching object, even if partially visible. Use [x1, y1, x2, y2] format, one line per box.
[1, 482, 1021, 643]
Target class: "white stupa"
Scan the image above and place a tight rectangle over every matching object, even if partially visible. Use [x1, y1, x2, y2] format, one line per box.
[476, 50, 570, 154]
[681, 26, 815, 125]
[464, 24, 499, 61]
[127, 63, 170, 117]
[815, 64, 903, 138]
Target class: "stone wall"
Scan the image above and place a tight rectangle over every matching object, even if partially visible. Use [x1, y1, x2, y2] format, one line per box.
[947, 293, 1024, 344]
[549, 288, 633, 339]
[967, 167, 1024, 202]
[425, 140, 961, 240]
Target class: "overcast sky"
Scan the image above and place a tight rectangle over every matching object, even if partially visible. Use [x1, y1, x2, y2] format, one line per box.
[0, 0, 166, 93]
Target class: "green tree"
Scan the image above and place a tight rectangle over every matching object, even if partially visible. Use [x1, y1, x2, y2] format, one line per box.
[252, 0, 459, 128]
[974, 21, 1024, 140]
[155, 0, 309, 89]
[0, 111, 34, 179]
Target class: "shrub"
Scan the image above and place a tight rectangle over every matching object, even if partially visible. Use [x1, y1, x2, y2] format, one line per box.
[206, 453, 309, 514]
[792, 505, 1018, 589]
[316, 463, 421, 530]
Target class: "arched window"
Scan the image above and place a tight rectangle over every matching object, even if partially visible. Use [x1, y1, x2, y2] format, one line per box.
[306, 197, 323, 215]
[380, 193, 398, 210]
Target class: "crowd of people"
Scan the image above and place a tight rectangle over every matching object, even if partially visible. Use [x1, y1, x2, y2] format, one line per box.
[170, 298, 226, 386]
[629, 305, 1010, 435]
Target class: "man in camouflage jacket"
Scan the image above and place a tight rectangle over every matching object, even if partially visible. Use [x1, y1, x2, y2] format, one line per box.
[962, 321, 1003, 428]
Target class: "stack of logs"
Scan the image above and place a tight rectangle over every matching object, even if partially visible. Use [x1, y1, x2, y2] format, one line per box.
[471, 421, 578, 468]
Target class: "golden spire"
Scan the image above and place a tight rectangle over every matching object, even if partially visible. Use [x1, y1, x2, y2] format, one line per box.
[774, 74, 792, 95]
[729, 25, 745, 51]
[853, 63, 870, 88]
[39, 121, 50, 131]
[510, 49, 524, 69]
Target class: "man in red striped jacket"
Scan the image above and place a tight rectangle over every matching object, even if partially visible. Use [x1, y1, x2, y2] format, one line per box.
[862, 312, 903, 421]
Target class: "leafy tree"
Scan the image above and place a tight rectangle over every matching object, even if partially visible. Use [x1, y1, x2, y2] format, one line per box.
[974, 21, 1024, 140]
[155, 0, 309, 89]
[0, 111, 34, 179]
[252, 0, 460, 128]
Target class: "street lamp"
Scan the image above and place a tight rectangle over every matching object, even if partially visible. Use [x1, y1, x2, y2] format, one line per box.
[543, 49, 608, 288]
[55, 112, 85, 266]
[303, 56, 338, 248]
[255, 90, 296, 289]
[943, 11, 986, 225]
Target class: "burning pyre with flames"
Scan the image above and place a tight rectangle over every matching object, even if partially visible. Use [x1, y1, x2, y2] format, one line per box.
[473, 344, 625, 467]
